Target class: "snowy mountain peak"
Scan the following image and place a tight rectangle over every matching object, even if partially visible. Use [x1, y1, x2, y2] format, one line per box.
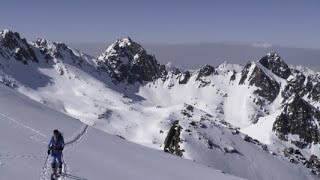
[34, 38, 48, 47]
[0, 29, 25, 47]
[196, 64, 215, 79]
[216, 61, 244, 73]
[0, 29, 37, 63]
[218, 61, 229, 69]
[34, 38, 68, 50]
[0, 29, 11, 38]
[117, 37, 133, 47]
[266, 51, 280, 59]
[34, 38, 66, 60]
[98, 37, 142, 61]
[33, 38, 84, 63]
[96, 37, 167, 83]
[0, 29, 23, 41]
[239, 61, 280, 102]
[258, 52, 291, 79]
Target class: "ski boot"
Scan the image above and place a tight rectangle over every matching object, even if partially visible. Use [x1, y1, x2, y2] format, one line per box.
[51, 167, 57, 180]
[58, 166, 62, 175]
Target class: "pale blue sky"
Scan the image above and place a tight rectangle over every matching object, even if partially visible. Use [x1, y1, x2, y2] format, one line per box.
[0, 0, 319, 48]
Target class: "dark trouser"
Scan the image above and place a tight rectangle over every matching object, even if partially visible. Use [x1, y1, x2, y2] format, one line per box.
[50, 153, 63, 169]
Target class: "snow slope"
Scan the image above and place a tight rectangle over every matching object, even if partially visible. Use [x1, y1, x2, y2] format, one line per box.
[0, 84, 243, 180]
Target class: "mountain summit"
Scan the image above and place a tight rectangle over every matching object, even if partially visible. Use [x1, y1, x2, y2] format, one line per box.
[97, 37, 167, 83]
[0, 30, 37, 63]
[258, 52, 291, 79]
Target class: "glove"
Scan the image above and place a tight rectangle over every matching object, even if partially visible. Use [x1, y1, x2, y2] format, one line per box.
[47, 150, 51, 155]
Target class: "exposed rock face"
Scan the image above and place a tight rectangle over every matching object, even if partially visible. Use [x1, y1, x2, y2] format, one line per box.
[305, 74, 320, 102]
[35, 38, 63, 60]
[239, 62, 280, 102]
[34, 38, 87, 67]
[273, 95, 320, 148]
[97, 37, 167, 84]
[0, 30, 37, 63]
[178, 71, 191, 84]
[282, 72, 307, 99]
[196, 65, 215, 80]
[194, 65, 215, 87]
[281, 68, 320, 104]
[35, 39, 70, 60]
[258, 52, 291, 79]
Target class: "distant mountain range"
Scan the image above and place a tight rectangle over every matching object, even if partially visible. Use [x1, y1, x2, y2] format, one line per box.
[69, 42, 320, 72]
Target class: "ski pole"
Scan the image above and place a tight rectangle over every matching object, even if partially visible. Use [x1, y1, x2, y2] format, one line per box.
[43, 154, 49, 168]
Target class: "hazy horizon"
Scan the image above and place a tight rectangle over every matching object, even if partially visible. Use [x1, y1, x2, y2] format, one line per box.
[1, 0, 319, 71]
[1, 0, 320, 48]
[68, 41, 320, 72]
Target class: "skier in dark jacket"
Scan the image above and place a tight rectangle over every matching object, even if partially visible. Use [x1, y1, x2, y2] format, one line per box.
[48, 129, 65, 174]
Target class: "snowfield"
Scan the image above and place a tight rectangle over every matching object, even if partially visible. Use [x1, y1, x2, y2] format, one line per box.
[0, 84, 243, 180]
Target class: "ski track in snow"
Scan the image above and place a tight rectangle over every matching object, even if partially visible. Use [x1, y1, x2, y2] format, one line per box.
[0, 112, 46, 138]
[0, 109, 90, 180]
[65, 125, 89, 146]
[40, 155, 50, 180]
[41, 125, 89, 180]
[0, 154, 45, 159]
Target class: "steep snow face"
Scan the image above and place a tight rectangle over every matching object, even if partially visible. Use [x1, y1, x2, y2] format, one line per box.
[0, 84, 244, 180]
[1, 29, 320, 179]
[138, 67, 261, 128]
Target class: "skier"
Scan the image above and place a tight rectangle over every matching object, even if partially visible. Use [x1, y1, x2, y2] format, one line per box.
[47, 129, 65, 176]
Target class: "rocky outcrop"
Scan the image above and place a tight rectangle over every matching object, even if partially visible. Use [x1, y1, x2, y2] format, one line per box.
[194, 65, 215, 87]
[281, 67, 320, 104]
[33, 38, 89, 68]
[178, 71, 191, 84]
[164, 123, 184, 157]
[34, 38, 68, 60]
[273, 95, 320, 148]
[97, 37, 167, 84]
[305, 74, 320, 102]
[0, 30, 37, 63]
[282, 72, 307, 99]
[35, 39, 69, 60]
[196, 65, 215, 80]
[281, 66, 320, 105]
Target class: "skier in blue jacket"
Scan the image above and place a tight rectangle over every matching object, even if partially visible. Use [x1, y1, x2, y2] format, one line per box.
[48, 129, 65, 174]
